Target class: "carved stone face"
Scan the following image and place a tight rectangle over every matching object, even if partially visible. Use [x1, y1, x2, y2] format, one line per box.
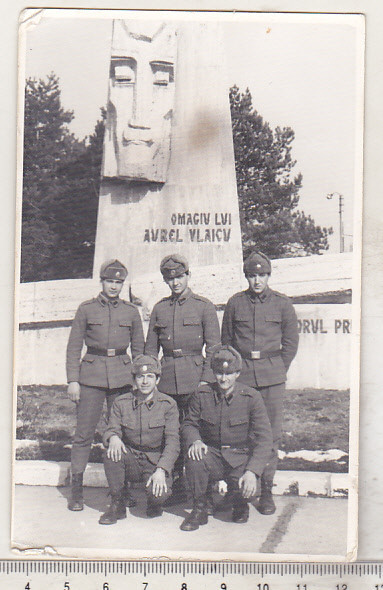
[103, 21, 177, 183]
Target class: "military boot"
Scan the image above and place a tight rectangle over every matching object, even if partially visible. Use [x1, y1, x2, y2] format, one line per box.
[180, 497, 208, 531]
[257, 479, 276, 515]
[99, 493, 127, 525]
[123, 483, 137, 508]
[68, 473, 84, 511]
[164, 474, 188, 507]
[146, 499, 163, 518]
[232, 495, 249, 523]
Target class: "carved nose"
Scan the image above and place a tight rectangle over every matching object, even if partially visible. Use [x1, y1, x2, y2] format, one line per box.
[129, 70, 152, 130]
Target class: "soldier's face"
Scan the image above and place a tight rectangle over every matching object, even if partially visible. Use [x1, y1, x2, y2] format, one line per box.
[134, 372, 160, 395]
[165, 272, 189, 297]
[215, 371, 241, 395]
[101, 279, 124, 299]
[246, 273, 270, 294]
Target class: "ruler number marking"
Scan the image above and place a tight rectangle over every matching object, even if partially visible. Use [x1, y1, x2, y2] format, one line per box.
[143, 584, 148, 590]
[257, 585, 269, 590]
[103, 583, 109, 590]
[221, 584, 227, 589]
[181, 584, 187, 590]
[25, 584, 30, 590]
[375, 586, 383, 589]
[64, 583, 70, 590]
[297, 585, 307, 590]
[336, 585, 348, 590]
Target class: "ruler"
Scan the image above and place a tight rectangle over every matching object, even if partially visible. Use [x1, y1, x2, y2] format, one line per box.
[0, 561, 382, 590]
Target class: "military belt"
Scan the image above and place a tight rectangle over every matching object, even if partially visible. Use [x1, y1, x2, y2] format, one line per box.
[127, 442, 163, 453]
[242, 350, 281, 360]
[86, 347, 127, 357]
[163, 349, 202, 358]
[209, 442, 249, 451]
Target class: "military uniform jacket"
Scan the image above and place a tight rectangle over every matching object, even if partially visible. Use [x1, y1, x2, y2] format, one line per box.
[66, 293, 145, 389]
[103, 388, 180, 474]
[182, 382, 273, 477]
[221, 287, 299, 388]
[145, 288, 221, 395]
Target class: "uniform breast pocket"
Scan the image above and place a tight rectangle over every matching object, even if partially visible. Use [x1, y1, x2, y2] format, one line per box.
[122, 419, 136, 431]
[183, 317, 202, 342]
[119, 320, 132, 333]
[265, 313, 282, 324]
[200, 411, 216, 426]
[87, 318, 103, 329]
[154, 322, 170, 342]
[229, 416, 248, 429]
[149, 417, 166, 429]
[234, 316, 249, 326]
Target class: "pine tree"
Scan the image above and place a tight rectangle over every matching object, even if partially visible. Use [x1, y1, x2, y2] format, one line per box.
[21, 73, 82, 281]
[230, 85, 332, 258]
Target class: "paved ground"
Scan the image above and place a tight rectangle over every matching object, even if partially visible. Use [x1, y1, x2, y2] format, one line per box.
[12, 485, 348, 559]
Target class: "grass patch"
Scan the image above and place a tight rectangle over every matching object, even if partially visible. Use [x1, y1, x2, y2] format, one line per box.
[16, 386, 349, 471]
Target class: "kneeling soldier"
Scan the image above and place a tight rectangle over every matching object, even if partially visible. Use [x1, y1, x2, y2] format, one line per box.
[99, 355, 180, 524]
[180, 345, 273, 531]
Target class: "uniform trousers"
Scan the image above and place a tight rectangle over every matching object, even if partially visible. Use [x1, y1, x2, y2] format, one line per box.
[185, 446, 259, 500]
[258, 383, 285, 481]
[167, 393, 191, 477]
[103, 447, 173, 505]
[71, 385, 130, 475]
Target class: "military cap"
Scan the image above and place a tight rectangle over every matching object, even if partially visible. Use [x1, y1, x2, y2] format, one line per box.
[132, 354, 162, 376]
[211, 345, 242, 374]
[100, 259, 128, 281]
[243, 252, 271, 275]
[160, 254, 189, 279]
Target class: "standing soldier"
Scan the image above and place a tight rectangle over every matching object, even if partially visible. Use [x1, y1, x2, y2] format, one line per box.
[145, 254, 221, 500]
[221, 252, 299, 515]
[66, 259, 145, 511]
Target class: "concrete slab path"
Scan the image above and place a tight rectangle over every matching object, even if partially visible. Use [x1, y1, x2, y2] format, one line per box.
[12, 485, 348, 559]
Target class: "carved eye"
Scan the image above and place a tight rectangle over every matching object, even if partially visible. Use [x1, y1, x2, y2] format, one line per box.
[153, 70, 170, 86]
[151, 61, 174, 87]
[111, 58, 136, 85]
[115, 65, 135, 84]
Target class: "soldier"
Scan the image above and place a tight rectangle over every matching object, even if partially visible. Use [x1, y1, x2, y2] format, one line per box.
[221, 252, 299, 515]
[66, 259, 145, 511]
[180, 345, 273, 531]
[99, 354, 180, 524]
[145, 254, 221, 500]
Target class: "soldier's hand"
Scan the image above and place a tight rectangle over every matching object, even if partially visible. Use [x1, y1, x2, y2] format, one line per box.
[188, 440, 208, 461]
[67, 382, 81, 403]
[239, 470, 258, 499]
[107, 435, 127, 462]
[146, 468, 167, 498]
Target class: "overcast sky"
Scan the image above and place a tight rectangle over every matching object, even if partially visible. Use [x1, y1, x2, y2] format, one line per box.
[22, 11, 364, 253]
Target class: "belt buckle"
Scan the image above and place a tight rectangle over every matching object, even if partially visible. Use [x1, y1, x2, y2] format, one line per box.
[173, 349, 183, 358]
[107, 348, 116, 357]
[251, 350, 261, 360]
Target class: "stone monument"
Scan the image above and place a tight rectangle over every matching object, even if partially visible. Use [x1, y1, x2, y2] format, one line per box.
[93, 19, 244, 305]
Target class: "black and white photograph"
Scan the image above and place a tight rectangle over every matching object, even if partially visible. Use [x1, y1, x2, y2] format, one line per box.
[13, 9, 363, 559]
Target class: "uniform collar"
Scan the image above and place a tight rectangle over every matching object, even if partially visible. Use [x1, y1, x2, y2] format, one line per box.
[132, 387, 158, 410]
[213, 383, 235, 405]
[246, 286, 271, 304]
[170, 287, 192, 306]
[97, 292, 120, 308]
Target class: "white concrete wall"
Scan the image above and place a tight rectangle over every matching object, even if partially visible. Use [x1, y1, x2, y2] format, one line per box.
[18, 252, 353, 323]
[17, 304, 351, 389]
